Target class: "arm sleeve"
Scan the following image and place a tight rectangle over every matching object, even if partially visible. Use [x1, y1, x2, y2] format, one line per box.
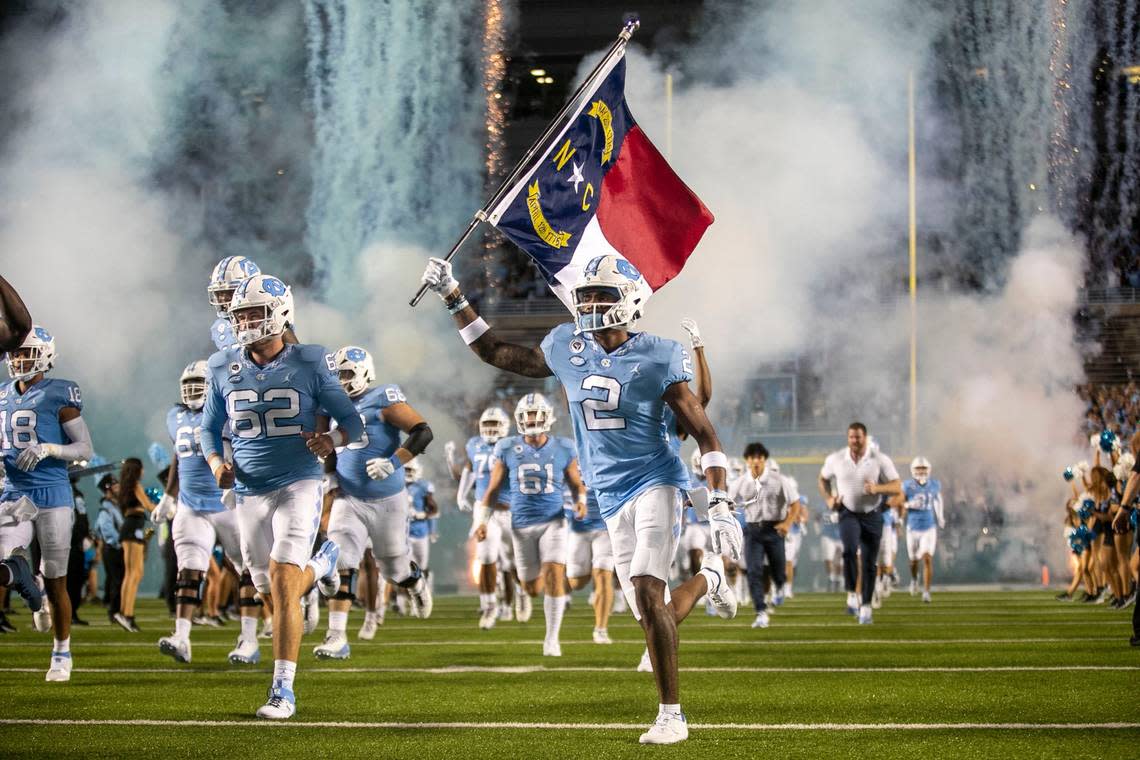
[317, 362, 364, 444]
[933, 484, 945, 523]
[55, 417, 94, 462]
[201, 373, 227, 461]
[457, 466, 475, 502]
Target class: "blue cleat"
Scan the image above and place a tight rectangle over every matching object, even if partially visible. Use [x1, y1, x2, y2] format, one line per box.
[256, 686, 296, 720]
[309, 540, 341, 598]
[3, 550, 43, 612]
[313, 632, 350, 660]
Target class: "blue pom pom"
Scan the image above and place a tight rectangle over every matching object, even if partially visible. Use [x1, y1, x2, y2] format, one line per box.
[144, 486, 163, 505]
[1063, 467, 1074, 482]
[1099, 430, 1117, 453]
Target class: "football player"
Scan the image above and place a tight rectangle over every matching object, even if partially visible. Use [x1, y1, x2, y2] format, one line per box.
[818, 506, 843, 592]
[201, 275, 364, 719]
[902, 456, 944, 603]
[313, 345, 434, 661]
[873, 493, 900, 608]
[567, 487, 614, 644]
[476, 393, 583, 656]
[446, 407, 526, 628]
[404, 458, 437, 599]
[784, 494, 809, 599]
[0, 326, 93, 681]
[423, 255, 741, 744]
[154, 361, 248, 664]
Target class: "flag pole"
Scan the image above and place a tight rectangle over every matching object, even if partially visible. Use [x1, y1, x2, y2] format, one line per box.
[409, 15, 641, 306]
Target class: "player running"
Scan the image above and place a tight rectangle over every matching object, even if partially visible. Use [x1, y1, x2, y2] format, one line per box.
[404, 457, 438, 600]
[446, 407, 526, 628]
[567, 487, 616, 644]
[422, 254, 741, 744]
[154, 361, 247, 664]
[201, 275, 364, 719]
[0, 326, 94, 681]
[902, 456, 944, 603]
[313, 345, 435, 661]
[476, 393, 584, 656]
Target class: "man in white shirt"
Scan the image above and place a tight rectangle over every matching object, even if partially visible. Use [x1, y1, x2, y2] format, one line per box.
[731, 443, 800, 629]
[817, 422, 901, 624]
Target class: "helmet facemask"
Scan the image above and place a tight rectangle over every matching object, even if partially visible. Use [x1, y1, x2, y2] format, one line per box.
[6, 346, 50, 381]
[208, 286, 236, 317]
[230, 305, 277, 346]
[180, 378, 207, 410]
[572, 285, 625, 333]
[480, 418, 506, 443]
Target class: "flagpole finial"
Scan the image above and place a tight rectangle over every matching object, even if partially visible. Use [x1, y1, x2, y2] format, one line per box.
[621, 13, 640, 39]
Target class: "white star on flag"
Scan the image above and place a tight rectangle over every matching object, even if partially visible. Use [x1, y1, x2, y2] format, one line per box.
[567, 161, 585, 193]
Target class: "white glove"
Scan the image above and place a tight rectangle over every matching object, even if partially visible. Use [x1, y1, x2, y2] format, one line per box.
[421, 257, 459, 300]
[457, 494, 473, 513]
[412, 510, 428, 521]
[708, 492, 743, 562]
[152, 494, 177, 522]
[15, 444, 59, 472]
[221, 489, 238, 511]
[366, 455, 399, 481]
[680, 318, 703, 349]
[0, 495, 38, 527]
[444, 440, 457, 464]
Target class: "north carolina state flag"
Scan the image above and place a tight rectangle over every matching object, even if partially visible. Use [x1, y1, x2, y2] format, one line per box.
[488, 55, 713, 307]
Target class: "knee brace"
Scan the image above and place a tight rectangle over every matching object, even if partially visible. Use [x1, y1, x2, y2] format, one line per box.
[334, 569, 357, 601]
[238, 572, 263, 608]
[175, 570, 204, 608]
[396, 561, 424, 590]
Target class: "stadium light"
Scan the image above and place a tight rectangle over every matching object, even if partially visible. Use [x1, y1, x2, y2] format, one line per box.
[530, 68, 546, 77]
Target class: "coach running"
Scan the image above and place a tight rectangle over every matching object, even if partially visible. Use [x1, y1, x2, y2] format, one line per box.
[818, 422, 901, 625]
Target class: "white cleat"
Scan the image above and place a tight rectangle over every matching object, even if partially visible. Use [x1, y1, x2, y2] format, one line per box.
[310, 540, 341, 598]
[922, 590, 932, 604]
[411, 578, 433, 619]
[313, 632, 350, 660]
[358, 613, 378, 641]
[751, 611, 770, 629]
[228, 637, 261, 665]
[478, 608, 498, 630]
[636, 648, 653, 673]
[302, 587, 320, 635]
[515, 593, 532, 623]
[542, 640, 562, 657]
[497, 603, 513, 622]
[158, 636, 192, 664]
[639, 712, 689, 744]
[699, 555, 738, 619]
[33, 601, 53, 633]
[909, 580, 918, 596]
[45, 651, 72, 682]
[858, 605, 873, 625]
[592, 628, 612, 644]
[255, 687, 296, 720]
[871, 587, 882, 609]
[259, 618, 273, 639]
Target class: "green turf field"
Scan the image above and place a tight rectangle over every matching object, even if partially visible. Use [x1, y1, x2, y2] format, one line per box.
[0, 591, 1136, 758]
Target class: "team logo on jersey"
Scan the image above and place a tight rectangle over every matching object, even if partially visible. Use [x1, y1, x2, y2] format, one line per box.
[229, 362, 241, 375]
[0, 390, 6, 400]
[569, 338, 585, 354]
[600, 358, 612, 368]
[569, 355, 586, 366]
[256, 373, 267, 381]
[514, 445, 524, 454]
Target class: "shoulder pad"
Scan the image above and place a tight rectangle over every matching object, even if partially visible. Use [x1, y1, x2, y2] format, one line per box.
[296, 343, 329, 364]
[207, 349, 233, 371]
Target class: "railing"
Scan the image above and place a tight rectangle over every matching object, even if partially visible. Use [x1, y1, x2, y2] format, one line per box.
[1080, 287, 1140, 305]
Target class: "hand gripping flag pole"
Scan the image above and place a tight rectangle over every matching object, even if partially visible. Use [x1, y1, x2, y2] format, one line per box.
[409, 16, 640, 307]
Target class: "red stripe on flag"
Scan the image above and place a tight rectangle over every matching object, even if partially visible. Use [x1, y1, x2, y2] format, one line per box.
[594, 125, 714, 290]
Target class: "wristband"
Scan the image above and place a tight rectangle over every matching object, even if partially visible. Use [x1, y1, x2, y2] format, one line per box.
[448, 297, 470, 315]
[709, 489, 729, 504]
[701, 451, 729, 472]
[208, 456, 226, 477]
[460, 317, 491, 345]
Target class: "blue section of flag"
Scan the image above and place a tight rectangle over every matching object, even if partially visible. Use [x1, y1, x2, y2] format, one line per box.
[493, 58, 634, 283]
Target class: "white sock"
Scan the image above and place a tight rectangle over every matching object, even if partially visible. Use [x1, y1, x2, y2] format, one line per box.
[240, 615, 258, 642]
[174, 617, 192, 640]
[272, 659, 296, 692]
[847, 592, 858, 607]
[659, 703, 682, 717]
[543, 595, 566, 644]
[54, 636, 70, 654]
[328, 610, 348, 634]
[480, 592, 496, 612]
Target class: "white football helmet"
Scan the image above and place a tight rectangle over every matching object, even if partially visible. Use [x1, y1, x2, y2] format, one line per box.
[207, 255, 261, 316]
[515, 393, 555, 436]
[479, 407, 509, 444]
[404, 457, 422, 483]
[228, 274, 294, 346]
[333, 346, 375, 398]
[179, 360, 209, 410]
[570, 255, 651, 333]
[911, 456, 931, 485]
[6, 325, 56, 381]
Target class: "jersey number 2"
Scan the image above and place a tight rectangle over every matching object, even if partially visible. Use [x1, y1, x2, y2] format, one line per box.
[580, 375, 625, 431]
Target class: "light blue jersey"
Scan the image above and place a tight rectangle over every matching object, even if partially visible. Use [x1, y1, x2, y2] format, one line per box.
[211, 317, 238, 351]
[202, 343, 363, 495]
[540, 323, 691, 520]
[493, 434, 577, 529]
[662, 407, 691, 489]
[882, 507, 897, 528]
[904, 479, 941, 531]
[466, 436, 507, 507]
[0, 378, 83, 508]
[570, 489, 606, 533]
[166, 405, 224, 513]
[408, 479, 434, 539]
[333, 385, 407, 501]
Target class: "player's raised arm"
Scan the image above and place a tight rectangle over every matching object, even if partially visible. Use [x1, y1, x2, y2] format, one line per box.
[0, 274, 32, 353]
[680, 318, 712, 407]
[420, 258, 552, 378]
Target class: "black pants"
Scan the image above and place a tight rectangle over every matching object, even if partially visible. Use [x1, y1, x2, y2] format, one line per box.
[102, 546, 124, 617]
[66, 514, 89, 614]
[839, 508, 883, 606]
[746, 523, 786, 611]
